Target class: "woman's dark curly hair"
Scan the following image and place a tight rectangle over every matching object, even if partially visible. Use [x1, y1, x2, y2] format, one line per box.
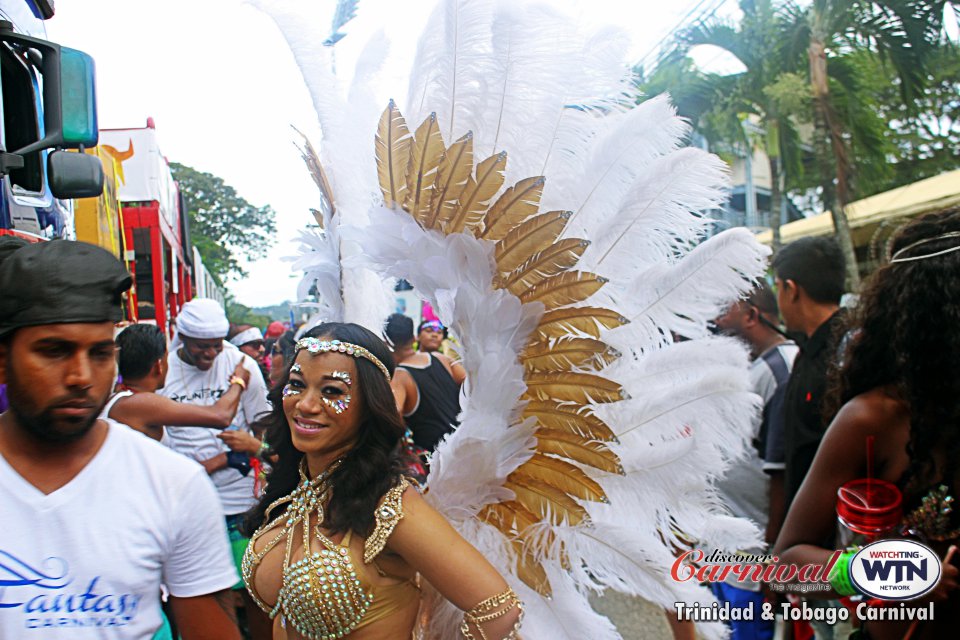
[825, 209, 960, 497]
[242, 322, 409, 537]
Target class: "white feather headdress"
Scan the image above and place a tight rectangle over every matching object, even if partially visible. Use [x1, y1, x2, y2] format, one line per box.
[256, 1, 771, 637]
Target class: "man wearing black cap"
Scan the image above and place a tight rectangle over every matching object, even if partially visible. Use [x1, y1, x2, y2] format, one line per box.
[0, 239, 240, 639]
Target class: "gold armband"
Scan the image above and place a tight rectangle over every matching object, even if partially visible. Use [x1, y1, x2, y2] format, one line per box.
[460, 587, 523, 640]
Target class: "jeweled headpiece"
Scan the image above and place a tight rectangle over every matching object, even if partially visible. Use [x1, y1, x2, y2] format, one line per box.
[294, 338, 391, 382]
[889, 231, 960, 264]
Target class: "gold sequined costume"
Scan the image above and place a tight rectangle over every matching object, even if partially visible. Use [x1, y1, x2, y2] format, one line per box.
[241, 461, 418, 639]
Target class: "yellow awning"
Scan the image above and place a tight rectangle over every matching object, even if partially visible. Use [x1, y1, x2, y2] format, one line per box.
[756, 169, 960, 247]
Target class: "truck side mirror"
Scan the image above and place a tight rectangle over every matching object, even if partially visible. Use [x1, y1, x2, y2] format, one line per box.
[0, 25, 99, 155]
[48, 150, 104, 199]
[58, 47, 99, 149]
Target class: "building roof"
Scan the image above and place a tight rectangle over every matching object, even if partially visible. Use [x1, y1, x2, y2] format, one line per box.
[756, 169, 960, 248]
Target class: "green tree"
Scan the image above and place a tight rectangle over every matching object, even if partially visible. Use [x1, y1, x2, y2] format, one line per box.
[871, 45, 960, 188]
[667, 0, 807, 250]
[785, 0, 955, 288]
[170, 162, 277, 283]
[225, 299, 272, 328]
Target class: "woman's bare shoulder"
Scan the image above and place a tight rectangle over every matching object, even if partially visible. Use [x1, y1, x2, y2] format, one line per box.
[833, 386, 908, 435]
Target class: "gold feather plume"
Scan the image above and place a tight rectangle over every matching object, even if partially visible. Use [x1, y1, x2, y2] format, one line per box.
[504, 472, 589, 526]
[520, 453, 607, 503]
[478, 176, 546, 241]
[523, 371, 626, 404]
[522, 401, 618, 442]
[535, 429, 624, 475]
[375, 101, 412, 209]
[374, 103, 632, 596]
[477, 501, 551, 595]
[501, 238, 591, 294]
[534, 307, 630, 340]
[294, 127, 337, 228]
[521, 337, 620, 372]
[495, 210, 572, 272]
[405, 113, 445, 225]
[448, 152, 507, 234]
[427, 132, 473, 229]
[519, 271, 608, 307]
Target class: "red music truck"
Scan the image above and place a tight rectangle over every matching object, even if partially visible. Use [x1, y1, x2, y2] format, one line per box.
[99, 120, 194, 337]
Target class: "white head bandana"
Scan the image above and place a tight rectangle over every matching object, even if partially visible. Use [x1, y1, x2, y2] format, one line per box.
[229, 326, 264, 347]
[176, 298, 229, 339]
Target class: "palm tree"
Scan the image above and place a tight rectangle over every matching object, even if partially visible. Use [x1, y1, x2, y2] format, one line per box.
[658, 0, 805, 250]
[786, 0, 955, 288]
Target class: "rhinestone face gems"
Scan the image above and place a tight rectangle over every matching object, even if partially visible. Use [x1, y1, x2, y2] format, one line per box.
[321, 394, 351, 415]
[283, 363, 305, 398]
[294, 338, 391, 382]
[331, 370, 353, 387]
[284, 362, 352, 413]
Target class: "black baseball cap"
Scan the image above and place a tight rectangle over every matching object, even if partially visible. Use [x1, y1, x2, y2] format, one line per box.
[0, 239, 132, 337]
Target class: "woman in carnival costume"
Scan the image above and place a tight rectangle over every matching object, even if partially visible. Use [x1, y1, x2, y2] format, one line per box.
[775, 210, 960, 640]
[241, 322, 522, 639]
[245, 0, 771, 637]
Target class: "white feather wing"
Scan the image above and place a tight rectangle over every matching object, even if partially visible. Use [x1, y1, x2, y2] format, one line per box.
[260, 1, 774, 638]
[249, 0, 393, 331]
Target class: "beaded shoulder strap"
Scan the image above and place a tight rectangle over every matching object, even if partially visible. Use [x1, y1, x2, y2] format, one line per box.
[363, 476, 411, 564]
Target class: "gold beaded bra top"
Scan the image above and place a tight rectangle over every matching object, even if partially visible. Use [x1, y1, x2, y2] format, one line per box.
[241, 461, 418, 639]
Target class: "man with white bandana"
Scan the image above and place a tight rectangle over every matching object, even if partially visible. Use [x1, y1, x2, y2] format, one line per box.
[228, 325, 269, 384]
[159, 299, 270, 607]
[228, 325, 265, 361]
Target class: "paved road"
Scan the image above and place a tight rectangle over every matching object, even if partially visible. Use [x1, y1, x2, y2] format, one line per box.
[589, 593, 675, 639]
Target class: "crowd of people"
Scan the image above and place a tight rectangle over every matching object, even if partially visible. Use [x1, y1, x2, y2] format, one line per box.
[0, 234, 474, 639]
[703, 213, 960, 640]
[1, 207, 959, 640]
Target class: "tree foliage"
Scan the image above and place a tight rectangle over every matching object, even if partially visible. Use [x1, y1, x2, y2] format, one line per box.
[787, 0, 954, 287]
[873, 45, 960, 188]
[644, 0, 806, 247]
[170, 163, 277, 283]
[639, 0, 957, 282]
[225, 299, 272, 328]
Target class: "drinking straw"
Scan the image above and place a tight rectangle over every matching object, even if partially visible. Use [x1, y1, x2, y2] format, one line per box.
[866, 435, 875, 498]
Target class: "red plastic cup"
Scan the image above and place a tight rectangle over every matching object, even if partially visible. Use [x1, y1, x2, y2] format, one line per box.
[836, 478, 903, 546]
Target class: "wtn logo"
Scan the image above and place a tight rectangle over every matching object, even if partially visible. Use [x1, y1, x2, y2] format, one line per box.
[850, 540, 940, 601]
[860, 559, 927, 583]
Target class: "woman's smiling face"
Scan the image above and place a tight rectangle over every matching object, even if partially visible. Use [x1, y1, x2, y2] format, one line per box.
[282, 350, 363, 459]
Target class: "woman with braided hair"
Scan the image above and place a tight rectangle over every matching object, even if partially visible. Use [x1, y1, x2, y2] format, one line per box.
[774, 209, 960, 639]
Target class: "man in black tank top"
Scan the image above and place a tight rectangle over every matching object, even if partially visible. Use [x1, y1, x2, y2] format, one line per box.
[385, 315, 466, 454]
[417, 319, 447, 353]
